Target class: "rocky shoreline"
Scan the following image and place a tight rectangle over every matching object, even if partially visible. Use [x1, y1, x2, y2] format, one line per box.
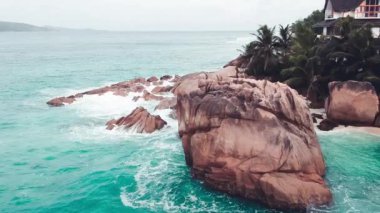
[47, 65, 380, 211]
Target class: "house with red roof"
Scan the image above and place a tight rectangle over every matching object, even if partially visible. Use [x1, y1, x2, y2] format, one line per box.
[314, 0, 380, 37]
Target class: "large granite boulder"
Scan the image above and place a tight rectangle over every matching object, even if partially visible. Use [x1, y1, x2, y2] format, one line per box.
[325, 81, 379, 126]
[106, 107, 167, 133]
[175, 70, 331, 210]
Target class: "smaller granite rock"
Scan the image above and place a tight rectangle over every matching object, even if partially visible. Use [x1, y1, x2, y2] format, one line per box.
[130, 85, 145, 93]
[155, 97, 177, 110]
[312, 113, 324, 123]
[325, 81, 379, 126]
[317, 119, 339, 131]
[151, 86, 173, 94]
[312, 113, 324, 120]
[47, 96, 76, 106]
[147, 76, 159, 82]
[106, 107, 167, 133]
[160, 75, 172, 81]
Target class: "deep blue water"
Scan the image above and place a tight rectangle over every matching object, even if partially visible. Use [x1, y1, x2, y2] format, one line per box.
[0, 31, 379, 212]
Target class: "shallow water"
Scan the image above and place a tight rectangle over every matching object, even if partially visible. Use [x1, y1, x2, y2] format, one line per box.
[0, 31, 379, 212]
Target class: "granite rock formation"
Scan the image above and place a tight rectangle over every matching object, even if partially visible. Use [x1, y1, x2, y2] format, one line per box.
[106, 107, 167, 133]
[325, 81, 379, 126]
[174, 69, 332, 210]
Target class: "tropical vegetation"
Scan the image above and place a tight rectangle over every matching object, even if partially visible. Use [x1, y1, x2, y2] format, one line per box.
[242, 10, 380, 107]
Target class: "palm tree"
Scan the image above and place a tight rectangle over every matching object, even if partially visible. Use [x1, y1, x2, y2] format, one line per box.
[244, 25, 279, 79]
[275, 25, 292, 68]
[281, 21, 318, 89]
[275, 25, 292, 54]
[327, 23, 378, 81]
[280, 21, 334, 107]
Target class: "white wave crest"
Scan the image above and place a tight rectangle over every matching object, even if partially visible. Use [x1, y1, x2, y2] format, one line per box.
[55, 79, 178, 142]
[226, 36, 252, 45]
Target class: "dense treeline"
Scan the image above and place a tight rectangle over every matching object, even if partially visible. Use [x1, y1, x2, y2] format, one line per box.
[242, 10, 380, 107]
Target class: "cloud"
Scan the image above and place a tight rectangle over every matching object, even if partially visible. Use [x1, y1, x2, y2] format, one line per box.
[0, 0, 325, 31]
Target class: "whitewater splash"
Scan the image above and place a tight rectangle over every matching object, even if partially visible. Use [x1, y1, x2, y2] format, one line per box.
[43, 78, 178, 143]
[226, 36, 252, 45]
[41, 77, 263, 212]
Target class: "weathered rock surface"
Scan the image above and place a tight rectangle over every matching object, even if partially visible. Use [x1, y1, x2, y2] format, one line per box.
[223, 55, 250, 69]
[106, 107, 167, 133]
[151, 85, 173, 94]
[155, 97, 177, 110]
[173, 66, 239, 96]
[325, 81, 379, 126]
[175, 69, 331, 210]
[47, 96, 76, 106]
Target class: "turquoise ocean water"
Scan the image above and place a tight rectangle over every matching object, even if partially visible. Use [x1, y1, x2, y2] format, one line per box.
[0, 31, 379, 212]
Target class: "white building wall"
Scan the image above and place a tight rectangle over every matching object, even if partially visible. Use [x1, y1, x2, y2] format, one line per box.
[372, 27, 380, 37]
[325, 0, 334, 19]
[322, 0, 380, 37]
[325, 0, 376, 19]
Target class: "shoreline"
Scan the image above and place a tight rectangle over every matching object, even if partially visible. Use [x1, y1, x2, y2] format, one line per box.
[311, 109, 380, 137]
[330, 125, 380, 136]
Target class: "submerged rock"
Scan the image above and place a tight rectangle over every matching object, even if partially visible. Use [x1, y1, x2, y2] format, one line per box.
[325, 81, 379, 126]
[312, 113, 324, 120]
[106, 107, 167, 133]
[175, 69, 332, 210]
[147, 76, 159, 82]
[151, 85, 173, 94]
[133, 90, 164, 102]
[160, 75, 172, 81]
[47, 96, 76, 106]
[317, 119, 339, 131]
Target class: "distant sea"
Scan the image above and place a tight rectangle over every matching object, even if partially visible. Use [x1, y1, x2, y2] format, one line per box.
[0, 31, 379, 212]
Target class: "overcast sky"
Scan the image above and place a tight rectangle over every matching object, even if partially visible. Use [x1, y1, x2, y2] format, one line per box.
[0, 0, 325, 31]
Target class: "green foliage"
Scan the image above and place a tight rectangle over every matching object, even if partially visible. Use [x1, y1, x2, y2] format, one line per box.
[244, 25, 280, 78]
[242, 10, 380, 99]
[301, 10, 325, 28]
[242, 10, 380, 97]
